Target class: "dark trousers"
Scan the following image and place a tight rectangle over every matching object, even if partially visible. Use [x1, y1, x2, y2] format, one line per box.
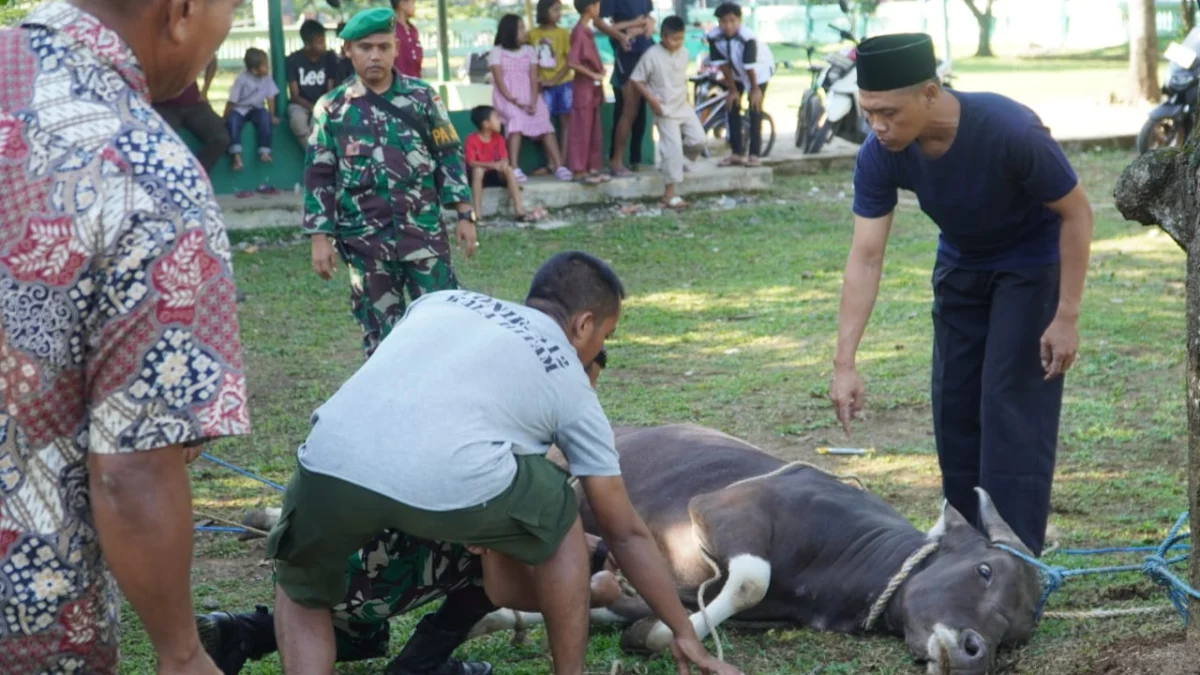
[226, 107, 273, 155]
[728, 81, 769, 157]
[611, 85, 647, 166]
[155, 103, 231, 171]
[930, 263, 1063, 557]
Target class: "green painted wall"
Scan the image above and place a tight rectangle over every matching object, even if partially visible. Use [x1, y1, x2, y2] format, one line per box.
[185, 100, 656, 195]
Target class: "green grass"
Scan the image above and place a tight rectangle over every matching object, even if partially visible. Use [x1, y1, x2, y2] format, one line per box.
[112, 147, 1195, 673]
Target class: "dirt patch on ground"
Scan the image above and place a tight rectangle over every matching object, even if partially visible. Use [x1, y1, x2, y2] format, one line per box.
[737, 404, 936, 461]
[1083, 632, 1195, 675]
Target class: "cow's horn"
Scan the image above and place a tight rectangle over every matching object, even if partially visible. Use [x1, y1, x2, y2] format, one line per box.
[926, 498, 970, 540]
[975, 487, 1033, 556]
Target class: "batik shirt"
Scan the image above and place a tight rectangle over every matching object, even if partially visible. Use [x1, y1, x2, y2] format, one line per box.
[0, 4, 251, 673]
[302, 72, 471, 258]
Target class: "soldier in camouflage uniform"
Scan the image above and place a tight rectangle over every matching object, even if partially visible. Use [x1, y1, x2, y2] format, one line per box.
[195, 351, 612, 675]
[304, 6, 478, 358]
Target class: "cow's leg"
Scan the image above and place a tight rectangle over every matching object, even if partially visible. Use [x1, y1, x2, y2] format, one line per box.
[466, 605, 635, 640]
[621, 487, 773, 654]
[466, 571, 642, 640]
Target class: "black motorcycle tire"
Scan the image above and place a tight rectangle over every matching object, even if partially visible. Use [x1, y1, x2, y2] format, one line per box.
[797, 89, 826, 152]
[1137, 117, 1186, 155]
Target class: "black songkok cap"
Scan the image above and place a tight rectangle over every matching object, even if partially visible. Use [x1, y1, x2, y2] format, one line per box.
[856, 33, 938, 92]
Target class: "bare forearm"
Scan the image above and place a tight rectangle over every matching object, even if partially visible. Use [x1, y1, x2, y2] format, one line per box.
[630, 80, 654, 105]
[491, 69, 514, 101]
[833, 252, 884, 369]
[530, 67, 541, 97]
[202, 58, 217, 95]
[594, 18, 624, 41]
[1056, 214, 1092, 320]
[607, 524, 695, 637]
[570, 62, 603, 80]
[90, 447, 203, 667]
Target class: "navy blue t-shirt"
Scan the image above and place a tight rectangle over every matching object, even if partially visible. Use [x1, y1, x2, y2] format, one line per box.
[852, 91, 1078, 270]
[600, 0, 655, 55]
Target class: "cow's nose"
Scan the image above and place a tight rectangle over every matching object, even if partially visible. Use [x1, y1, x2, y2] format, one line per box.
[960, 629, 987, 662]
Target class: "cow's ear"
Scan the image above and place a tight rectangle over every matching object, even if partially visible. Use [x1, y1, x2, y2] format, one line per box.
[975, 487, 1033, 556]
[926, 499, 970, 540]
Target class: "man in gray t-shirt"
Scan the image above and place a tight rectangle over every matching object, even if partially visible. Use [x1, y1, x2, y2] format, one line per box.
[267, 252, 741, 675]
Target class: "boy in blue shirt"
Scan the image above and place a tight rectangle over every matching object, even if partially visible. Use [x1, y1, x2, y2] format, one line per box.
[829, 33, 1094, 557]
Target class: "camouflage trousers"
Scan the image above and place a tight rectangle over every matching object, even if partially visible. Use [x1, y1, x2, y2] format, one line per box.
[331, 529, 484, 662]
[336, 230, 458, 358]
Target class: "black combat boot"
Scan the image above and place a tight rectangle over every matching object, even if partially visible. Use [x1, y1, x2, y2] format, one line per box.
[386, 586, 496, 675]
[196, 605, 278, 675]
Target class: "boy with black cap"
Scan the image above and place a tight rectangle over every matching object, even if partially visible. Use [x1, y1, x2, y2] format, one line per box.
[828, 32, 1094, 558]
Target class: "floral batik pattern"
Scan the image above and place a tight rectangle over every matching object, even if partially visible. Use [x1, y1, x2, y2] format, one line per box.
[0, 3, 251, 673]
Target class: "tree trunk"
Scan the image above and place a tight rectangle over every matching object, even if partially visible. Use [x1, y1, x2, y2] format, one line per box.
[1130, 0, 1160, 103]
[962, 0, 996, 57]
[1113, 140, 1200, 644]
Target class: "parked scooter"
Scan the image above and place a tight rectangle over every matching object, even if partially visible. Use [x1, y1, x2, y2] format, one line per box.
[795, 3, 954, 155]
[1137, 26, 1200, 154]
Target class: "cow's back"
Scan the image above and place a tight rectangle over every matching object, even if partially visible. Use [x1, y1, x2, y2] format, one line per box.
[579, 424, 786, 542]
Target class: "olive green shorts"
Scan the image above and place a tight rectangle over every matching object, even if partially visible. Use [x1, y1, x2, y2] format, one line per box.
[266, 453, 578, 609]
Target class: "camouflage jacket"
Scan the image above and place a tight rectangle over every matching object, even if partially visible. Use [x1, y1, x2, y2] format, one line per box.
[302, 73, 471, 250]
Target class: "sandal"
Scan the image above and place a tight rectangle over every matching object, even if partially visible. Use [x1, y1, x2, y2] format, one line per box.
[718, 156, 743, 168]
[608, 165, 633, 178]
[660, 196, 689, 210]
[576, 174, 606, 185]
[554, 166, 573, 181]
[745, 157, 762, 168]
[516, 208, 548, 223]
[512, 168, 528, 184]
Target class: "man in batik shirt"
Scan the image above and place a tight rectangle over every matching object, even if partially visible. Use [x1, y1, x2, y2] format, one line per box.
[0, 1, 250, 673]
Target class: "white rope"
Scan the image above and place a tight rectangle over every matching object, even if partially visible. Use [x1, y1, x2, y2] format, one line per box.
[724, 460, 867, 492]
[1043, 605, 1174, 620]
[863, 541, 941, 630]
[697, 549, 726, 661]
[691, 460, 866, 662]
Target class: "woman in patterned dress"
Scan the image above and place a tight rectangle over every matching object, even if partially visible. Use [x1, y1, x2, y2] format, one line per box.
[489, 14, 572, 182]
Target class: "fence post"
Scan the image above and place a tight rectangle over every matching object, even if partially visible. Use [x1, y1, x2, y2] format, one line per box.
[268, 0, 287, 115]
[437, 0, 451, 83]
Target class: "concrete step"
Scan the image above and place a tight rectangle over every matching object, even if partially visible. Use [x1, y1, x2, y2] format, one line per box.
[215, 161, 773, 230]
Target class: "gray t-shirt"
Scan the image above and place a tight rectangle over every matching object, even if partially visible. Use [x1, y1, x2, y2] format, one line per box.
[298, 290, 621, 511]
[228, 71, 280, 116]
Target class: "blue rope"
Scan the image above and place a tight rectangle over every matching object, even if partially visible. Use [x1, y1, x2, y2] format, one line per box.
[194, 525, 250, 534]
[996, 511, 1198, 625]
[1060, 544, 1190, 556]
[199, 452, 286, 492]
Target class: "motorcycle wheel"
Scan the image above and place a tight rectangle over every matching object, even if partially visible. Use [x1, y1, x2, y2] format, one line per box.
[797, 90, 825, 151]
[1137, 117, 1185, 154]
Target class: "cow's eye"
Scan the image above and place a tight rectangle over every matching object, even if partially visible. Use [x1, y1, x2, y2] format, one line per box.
[977, 563, 993, 581]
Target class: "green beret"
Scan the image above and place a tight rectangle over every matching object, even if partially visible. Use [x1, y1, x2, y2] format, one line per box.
[338, 7, 397, 41]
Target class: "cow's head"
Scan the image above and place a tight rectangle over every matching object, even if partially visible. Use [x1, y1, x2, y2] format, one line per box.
[896, 488, 1040, 675]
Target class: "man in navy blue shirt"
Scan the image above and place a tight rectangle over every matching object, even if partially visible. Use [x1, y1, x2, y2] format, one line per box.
[829, 33, 1094, 556]
[596, 0, 654, 175]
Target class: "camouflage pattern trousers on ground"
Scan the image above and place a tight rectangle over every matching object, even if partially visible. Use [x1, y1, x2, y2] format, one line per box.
[332, 529, 483, 662]
[336, 229, 458, 357]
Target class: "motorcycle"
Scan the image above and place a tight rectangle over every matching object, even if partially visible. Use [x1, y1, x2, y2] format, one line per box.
[1137, 26, 1200, 154]
[795, 5, 954, 154]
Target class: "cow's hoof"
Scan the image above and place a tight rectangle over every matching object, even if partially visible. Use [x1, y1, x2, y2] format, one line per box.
[467, 610, 517, 640]
[619, 617, 672, 655]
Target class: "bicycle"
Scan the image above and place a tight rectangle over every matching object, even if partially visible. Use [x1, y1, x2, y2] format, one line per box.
[689, 62, 776, 158]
